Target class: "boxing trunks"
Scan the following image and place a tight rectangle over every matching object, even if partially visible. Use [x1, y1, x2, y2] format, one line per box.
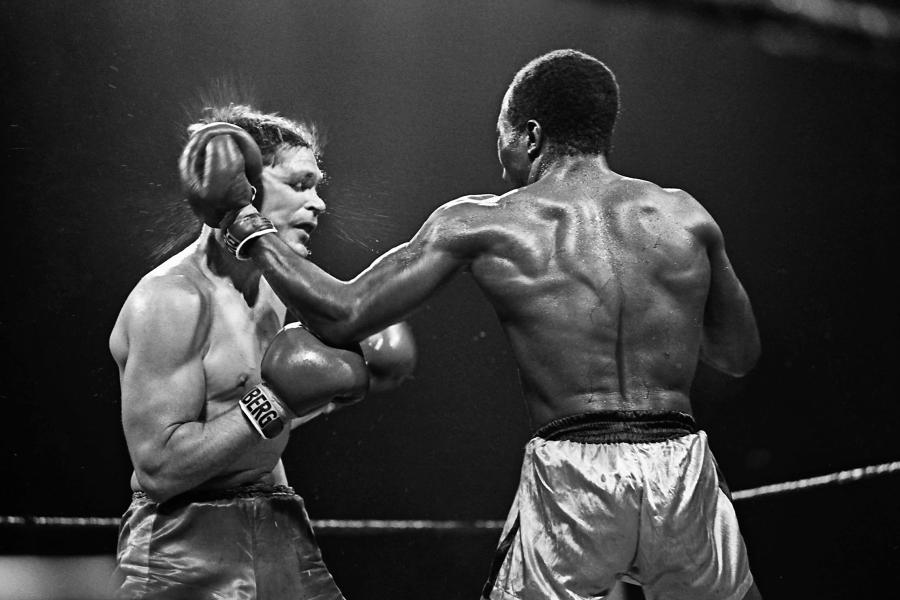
[483, 411, 754, 600]
[114, 484, 345, 600]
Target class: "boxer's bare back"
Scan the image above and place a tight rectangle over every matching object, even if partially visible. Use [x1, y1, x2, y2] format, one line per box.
[248, 156, 757, 433]
[431, 161, 730, 427]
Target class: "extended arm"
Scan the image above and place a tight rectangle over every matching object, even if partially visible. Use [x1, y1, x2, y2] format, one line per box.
[245, 202, 478, 346]
[699, 221, 761, 376]
[115, 281, 259, 503]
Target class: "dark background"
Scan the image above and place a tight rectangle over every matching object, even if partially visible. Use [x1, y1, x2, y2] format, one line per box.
[2, 0, 899, 598]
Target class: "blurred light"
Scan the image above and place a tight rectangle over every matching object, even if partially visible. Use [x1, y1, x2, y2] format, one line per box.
[0, 556, 115, 600]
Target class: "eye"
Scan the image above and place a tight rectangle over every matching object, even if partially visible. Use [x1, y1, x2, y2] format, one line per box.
[293, 168, 328, 191]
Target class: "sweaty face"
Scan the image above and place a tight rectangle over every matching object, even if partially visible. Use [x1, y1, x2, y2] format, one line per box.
[259, 145, 326, 257]
[496, 91, 530, 188]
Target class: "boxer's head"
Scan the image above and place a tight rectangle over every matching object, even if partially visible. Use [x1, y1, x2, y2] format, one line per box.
[498, 49, 619, 184]
[189, 104, 326, 258]
[188, 104, 322, 168]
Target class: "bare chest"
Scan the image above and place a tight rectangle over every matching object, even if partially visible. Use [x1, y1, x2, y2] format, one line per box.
[202, 291, 285, 413]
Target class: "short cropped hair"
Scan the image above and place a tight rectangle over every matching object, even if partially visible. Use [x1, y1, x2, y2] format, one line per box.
[506, 49, 619, 156]
[188, 103, 322, 166]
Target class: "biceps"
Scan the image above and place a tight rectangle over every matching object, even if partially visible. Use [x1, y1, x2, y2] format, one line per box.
[120, 350, 206, 453]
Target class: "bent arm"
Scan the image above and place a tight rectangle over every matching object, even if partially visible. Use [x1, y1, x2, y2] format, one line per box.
[699, 223, 761, 376]
[248, 203, 475, 346]
[117, 283, 259, 502]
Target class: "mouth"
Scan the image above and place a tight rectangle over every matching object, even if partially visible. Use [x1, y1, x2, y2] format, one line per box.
[293, 221, 317, 238]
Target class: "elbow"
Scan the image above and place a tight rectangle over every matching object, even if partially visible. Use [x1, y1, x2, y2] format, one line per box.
[132, 453, 184, 503]
[733, 331, 762, 376]
[308, 299, 368, 346]
[134, 470, 180, 504]
[701, 337, 761, 378]
[721, 356, 757, 378]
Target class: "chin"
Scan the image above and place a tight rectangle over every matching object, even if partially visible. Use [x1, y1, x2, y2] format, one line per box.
[291, 243, 310, 257]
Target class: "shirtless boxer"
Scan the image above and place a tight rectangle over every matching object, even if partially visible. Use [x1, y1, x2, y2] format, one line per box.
[215, 50, 763, 599]
[109, 104, 415, 599]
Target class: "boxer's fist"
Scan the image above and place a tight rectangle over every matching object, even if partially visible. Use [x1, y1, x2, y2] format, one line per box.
[179, 122, 264, 227]
[224, 205, 278, 260]
[361, 322, 417, 392]
[239, 323, 369, 438]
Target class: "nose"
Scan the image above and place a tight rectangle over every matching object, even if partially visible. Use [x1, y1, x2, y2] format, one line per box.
[304, 189, 326, 216]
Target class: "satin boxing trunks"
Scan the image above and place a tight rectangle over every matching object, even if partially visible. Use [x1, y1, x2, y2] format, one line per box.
[114, 484, 345, 600]
[483, 411, 754, 600]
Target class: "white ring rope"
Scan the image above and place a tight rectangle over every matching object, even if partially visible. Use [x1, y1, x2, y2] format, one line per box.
[2, 460, 897, 532]
[730, 460, 900, 500]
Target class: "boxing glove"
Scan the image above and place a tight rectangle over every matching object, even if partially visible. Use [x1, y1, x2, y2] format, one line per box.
[224, 204, 277, 260]
[360, 322, 417, 391]
[239, 323, 369, 438]
[179, 122, 264, 228]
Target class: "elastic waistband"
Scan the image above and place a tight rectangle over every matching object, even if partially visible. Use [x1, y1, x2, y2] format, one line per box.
[134, 483, 297, 506]
[533, 410, 698, 444]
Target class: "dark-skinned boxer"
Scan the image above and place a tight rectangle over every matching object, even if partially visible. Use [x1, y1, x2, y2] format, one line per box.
[199, 50, 764, 600]
[109, 104, 415, 599]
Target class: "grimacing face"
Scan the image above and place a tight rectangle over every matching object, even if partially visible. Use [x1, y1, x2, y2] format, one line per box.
[258, 145, 326, 257]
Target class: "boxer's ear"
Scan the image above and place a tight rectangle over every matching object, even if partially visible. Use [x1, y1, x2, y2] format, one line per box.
[525, 120, 543, 160]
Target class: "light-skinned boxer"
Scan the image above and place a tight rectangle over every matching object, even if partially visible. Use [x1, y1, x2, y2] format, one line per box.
[109, 104, 416, 600]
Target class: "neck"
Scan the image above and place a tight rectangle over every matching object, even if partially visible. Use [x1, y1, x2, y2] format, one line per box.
[527, 152, 612, 185]
[198, 227, 262, 304]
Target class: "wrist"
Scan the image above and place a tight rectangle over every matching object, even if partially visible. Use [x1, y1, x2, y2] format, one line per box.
[238, 383, 296, 439]
[224, 209, 277, 260]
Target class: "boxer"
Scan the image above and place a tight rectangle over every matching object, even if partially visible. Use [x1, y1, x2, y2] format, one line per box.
[109, 104, 415, 599]
[208, 50, 765, 600]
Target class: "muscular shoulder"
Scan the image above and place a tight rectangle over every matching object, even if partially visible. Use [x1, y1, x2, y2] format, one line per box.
[619, 178, 721, 245]
[430, 194, 502, 221]
[658, 186, 722, 247]
[111, 266, 212, 362]
[132, 271, 209, 322]
[413, 194, 503, 250]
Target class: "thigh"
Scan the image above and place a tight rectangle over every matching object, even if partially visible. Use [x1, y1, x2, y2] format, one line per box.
[116, 499, 256, 599]
[638, 435, 754, 600]
[254, 494, 346, 600]
[489, 440, 642, 599]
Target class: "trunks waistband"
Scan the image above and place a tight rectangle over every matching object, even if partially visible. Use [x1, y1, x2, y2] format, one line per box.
[133, 483, 297, 506]
[533, 410, 698, 444]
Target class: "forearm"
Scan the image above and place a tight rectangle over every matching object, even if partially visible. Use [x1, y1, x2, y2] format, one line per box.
[133, 405, 259, 502]
[249, 236, 370, 343]
[701, 283, 761, 376]
[250, 234, 454, 345]
[699, 229, 762, 376]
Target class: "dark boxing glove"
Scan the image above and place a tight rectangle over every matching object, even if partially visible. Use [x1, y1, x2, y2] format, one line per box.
[239, 323, 369, 439]
[223, 205, 277, 261]
[179, 122, 264, 228]
[360, 322, 417, 390]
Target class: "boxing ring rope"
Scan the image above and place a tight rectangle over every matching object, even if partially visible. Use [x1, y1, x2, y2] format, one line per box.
[2, 460, 898, 534]
[730, 460, 900, 501]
